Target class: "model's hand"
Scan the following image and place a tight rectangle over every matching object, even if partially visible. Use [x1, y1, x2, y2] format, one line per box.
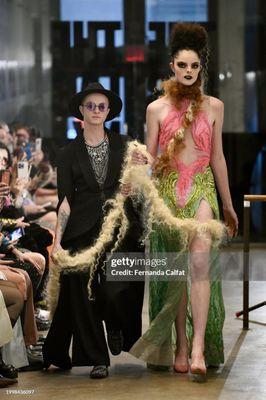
[51, 243, 63, 263]
[131, 150, 148, 165]
[223, 206, 238, 237]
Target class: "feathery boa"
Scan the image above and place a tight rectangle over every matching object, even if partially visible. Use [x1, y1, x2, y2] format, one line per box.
[47, 141, 225, 316]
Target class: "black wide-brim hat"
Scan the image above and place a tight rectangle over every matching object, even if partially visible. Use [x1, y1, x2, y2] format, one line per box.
[69, 82, 122, 121]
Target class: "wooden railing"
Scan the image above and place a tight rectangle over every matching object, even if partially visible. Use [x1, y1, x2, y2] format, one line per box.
[242, 195, 266, 329]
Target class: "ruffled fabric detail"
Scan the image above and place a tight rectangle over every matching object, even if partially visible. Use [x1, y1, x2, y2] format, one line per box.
[159, 102, 213, 208]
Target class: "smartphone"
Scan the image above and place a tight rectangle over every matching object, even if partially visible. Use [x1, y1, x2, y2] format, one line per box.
[17, 161, 29, 180]
[10, 228, 25, 242]
[35, 138, 42, 152]
[0, 170, 11, 185]
[22, 143, 32, 160]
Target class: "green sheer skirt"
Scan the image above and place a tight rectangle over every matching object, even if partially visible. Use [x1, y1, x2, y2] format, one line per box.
[129, 166, 225, 366]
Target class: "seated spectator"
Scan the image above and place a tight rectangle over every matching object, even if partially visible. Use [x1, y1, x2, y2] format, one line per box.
[0, 261, 39, 347]
[0, 122, 57, 371]
[0, 141, 49, 306]
[0, 271, 23, 383]
[0, 289, 17, 387]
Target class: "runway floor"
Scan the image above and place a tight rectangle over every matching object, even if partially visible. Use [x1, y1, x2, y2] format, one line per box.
[1, 251, 266, 400]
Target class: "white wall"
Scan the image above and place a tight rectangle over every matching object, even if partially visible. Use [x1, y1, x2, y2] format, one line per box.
[0, 0, 59, 136]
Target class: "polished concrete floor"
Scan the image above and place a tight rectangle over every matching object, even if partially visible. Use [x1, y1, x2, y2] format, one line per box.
[1, 271, 266, 399]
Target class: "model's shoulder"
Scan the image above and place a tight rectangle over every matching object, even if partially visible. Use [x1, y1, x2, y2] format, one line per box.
[206, 95, 224, 110]
[147, 97, 167, 112]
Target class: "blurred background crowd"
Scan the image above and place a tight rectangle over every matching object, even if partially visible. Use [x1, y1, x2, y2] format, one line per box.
[0, 121, 57, 387]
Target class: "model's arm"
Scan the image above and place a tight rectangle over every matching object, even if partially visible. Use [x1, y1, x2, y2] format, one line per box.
[52, 196, 70, 257]
[210, 98, 238, 237]
[51, 148, 73, 257]
[146, 102, 160, 161]
[122, 103, 160, 196]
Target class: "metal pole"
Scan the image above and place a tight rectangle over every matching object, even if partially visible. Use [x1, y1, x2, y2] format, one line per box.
[243, 199, 250, 330]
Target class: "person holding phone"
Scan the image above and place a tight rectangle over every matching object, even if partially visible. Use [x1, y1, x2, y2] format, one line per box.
[4, 141, 55, 227]
[0, 143, 12, 212]
[0, 143, 46, 293]
[0, 270, 24, 383]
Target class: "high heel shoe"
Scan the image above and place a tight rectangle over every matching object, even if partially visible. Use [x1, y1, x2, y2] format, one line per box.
[173, 351, 189, 373]
[173, 363, 189, 373]
[190, 357, 207, 376]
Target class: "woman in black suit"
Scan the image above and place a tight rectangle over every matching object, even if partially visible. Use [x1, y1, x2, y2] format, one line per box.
[43, 82, 144, 378]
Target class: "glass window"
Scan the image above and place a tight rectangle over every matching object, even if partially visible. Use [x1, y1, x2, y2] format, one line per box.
[146, 0, 208, 22]
[61, 0, 123, 21]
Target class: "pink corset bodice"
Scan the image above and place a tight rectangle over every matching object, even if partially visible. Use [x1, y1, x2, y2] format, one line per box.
[158, 100, 213, 207]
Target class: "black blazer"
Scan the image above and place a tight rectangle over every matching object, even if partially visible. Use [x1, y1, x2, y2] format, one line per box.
[56, 130, 141, 246]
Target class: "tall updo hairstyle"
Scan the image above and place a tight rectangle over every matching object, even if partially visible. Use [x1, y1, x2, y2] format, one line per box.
[169, 22, 209, 80]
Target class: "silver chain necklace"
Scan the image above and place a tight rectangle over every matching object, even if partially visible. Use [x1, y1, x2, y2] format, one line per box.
[85, 136, 109, 187]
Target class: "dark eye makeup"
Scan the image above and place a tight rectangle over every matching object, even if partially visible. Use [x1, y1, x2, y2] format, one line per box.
[177, 62, 186, 68]
[176, 62, 200, 69]
[192, 63, 200, 69]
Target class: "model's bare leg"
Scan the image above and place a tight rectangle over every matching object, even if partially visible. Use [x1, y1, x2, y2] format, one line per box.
[189, 199, 213, 374]
[174, 287, 189, 372]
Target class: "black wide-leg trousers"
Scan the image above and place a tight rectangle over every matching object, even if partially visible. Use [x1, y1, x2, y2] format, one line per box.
[43, 270, 110, 367]
[43, 228, 144, 367]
